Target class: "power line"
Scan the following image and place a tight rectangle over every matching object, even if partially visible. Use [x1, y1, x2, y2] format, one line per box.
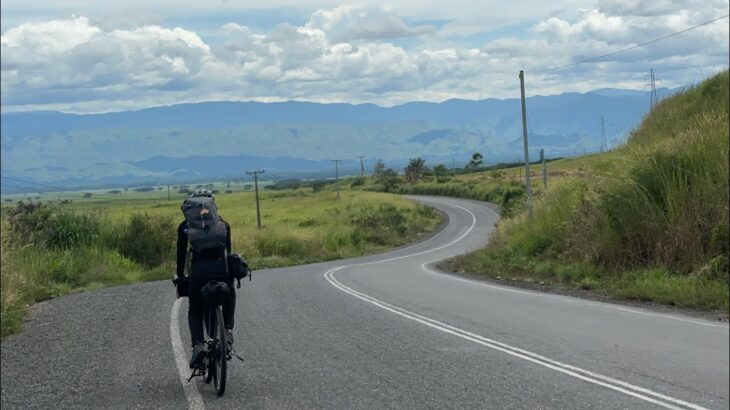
[536, 14, 730, 74]
[0, 183, 43, 193]
[0, 182, 59, 194]
[0, 176, 68, 192]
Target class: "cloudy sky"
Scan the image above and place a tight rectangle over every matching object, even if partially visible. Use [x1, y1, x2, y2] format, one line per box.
[1, 0, 728, 113]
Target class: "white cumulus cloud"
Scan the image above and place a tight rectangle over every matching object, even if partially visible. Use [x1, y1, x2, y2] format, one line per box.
[1, 2, 728, 113]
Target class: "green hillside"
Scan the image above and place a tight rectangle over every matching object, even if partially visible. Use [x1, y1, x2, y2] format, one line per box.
[448, 70, 729, 312]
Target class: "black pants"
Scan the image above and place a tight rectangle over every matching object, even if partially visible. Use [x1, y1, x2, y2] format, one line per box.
[188, 256, 236, 346]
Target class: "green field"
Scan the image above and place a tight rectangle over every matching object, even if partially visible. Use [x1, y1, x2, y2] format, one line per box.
[1, 186, 441, 338]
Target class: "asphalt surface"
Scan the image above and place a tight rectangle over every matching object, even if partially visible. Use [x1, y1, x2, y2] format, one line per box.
[2, 196, 728, 409]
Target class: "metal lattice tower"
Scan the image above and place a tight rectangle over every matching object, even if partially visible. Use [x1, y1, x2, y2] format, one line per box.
[648, 68, 659, 110]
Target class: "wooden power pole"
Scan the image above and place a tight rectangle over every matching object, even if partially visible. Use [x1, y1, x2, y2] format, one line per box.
[357, 156, 365, 178]
[331, 160, 341, 200]
[519, 70, 533, 219]
[246, 169, 265, 229]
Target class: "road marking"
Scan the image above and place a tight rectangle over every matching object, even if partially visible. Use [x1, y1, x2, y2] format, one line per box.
[325, 267, 706, 410]
[417, 197, 727, 329]
[345, 199, 477, 267]
[324, 198, 710, 410]
[170, 298, 206, 410]
[420, 261, 729, 329]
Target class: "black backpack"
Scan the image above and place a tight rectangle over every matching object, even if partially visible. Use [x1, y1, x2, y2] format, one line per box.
[181, 196, 228, 251]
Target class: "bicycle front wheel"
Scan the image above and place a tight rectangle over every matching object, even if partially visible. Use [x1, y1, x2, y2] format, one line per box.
[213, 307, 227, 396]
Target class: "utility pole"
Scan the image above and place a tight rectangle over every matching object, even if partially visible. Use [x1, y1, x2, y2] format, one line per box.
[540, 148, 547, 189]
[246, 169, 265, 229]
[331, 159, 341, 200]
[167, 184, 170, 201]
[648, 68, 658, 110]
[600, 116, 607, 153]
[357, 156, 365, 178]
[452, 158, 456, 176]
[519, 70, 533, 219]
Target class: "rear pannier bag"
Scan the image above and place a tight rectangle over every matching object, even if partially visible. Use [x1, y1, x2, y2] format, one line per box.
[200, 280, 230, 305]
[181, 197, 228, 251]
[227, 253, 249, 280]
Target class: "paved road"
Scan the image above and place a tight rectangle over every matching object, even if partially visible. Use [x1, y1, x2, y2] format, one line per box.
[2, 196, 728, 409]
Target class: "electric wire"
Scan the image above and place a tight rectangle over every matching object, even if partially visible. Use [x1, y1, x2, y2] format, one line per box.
[535, 14, 730, 74]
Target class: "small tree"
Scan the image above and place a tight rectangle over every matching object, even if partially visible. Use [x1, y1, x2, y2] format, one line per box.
[404, 158, 428, 183]
[467, 152, 484, 169]
[373, 160, 386, 179]
[380, 169, 399, 192]
[83, 193, 93, 199]
[433, 164, 451, 183]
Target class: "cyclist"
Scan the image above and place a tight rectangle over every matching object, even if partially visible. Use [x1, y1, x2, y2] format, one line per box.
[176, 189, 236, 368]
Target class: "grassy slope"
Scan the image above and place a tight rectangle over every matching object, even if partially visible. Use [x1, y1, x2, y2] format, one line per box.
[1, 188, 441, 338]
[445, 71, 729, 312]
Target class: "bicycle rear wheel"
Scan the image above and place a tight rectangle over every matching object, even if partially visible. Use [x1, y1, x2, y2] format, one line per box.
[204, 309, 214, 384]
[213, 307, 227, 396]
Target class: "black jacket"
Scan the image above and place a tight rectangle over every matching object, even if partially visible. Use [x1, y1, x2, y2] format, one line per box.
[176, 217, 232, 277]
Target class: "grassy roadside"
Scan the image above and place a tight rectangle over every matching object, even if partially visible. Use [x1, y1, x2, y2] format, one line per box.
[1, 188, 441, 338]
[445, 71, 729, 313]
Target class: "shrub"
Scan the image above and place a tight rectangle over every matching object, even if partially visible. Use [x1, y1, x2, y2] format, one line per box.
[352, 204, 408, 245]
[267, 179, 301, 191]
[6, 202, 101, 249]
[112, 212, 176, 267]
[45, 211, 101, 249]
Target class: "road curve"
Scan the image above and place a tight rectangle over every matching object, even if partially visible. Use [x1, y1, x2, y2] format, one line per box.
[2, 196, 728, 409]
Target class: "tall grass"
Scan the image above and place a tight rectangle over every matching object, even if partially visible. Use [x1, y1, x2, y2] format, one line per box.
[451, 71, 730, 311]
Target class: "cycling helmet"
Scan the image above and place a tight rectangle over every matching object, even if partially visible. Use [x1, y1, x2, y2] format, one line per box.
[190, 188, 215, 198]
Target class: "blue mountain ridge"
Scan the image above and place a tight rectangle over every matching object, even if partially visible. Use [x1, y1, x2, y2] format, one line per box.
[0, 87, 675, 188]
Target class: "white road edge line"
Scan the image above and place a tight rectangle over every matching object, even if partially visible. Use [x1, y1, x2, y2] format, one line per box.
[171, 298, 206, 410]
[324, 198, 708, 410]
[417, 198, 727, 329]
[325, 268, 705, 410]
[420, 261, 728, 329]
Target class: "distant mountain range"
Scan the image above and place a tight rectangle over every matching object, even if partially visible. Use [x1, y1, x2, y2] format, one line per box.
[0, 87, 675, 190]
